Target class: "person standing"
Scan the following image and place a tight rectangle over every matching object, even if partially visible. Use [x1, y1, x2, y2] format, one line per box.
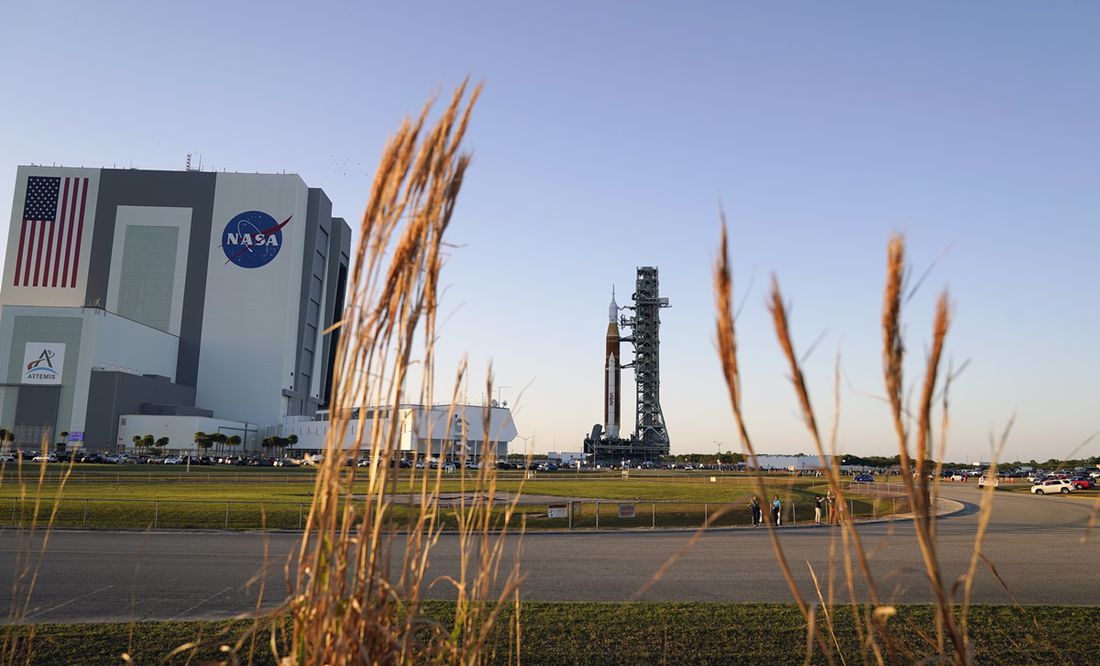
[814, 495, 824, 525]
[749, 495, 761, 526]
[827, 491, 837, 525]
[772, 495, 782, 526]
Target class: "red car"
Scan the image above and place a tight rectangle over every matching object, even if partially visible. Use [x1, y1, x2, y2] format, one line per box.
[1070, 477, 1095, 490]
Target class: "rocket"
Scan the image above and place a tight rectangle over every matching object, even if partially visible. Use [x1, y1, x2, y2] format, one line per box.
[604, 288, 621, 439]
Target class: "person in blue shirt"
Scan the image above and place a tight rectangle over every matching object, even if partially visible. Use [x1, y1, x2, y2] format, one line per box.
[771, 495, 782, 526]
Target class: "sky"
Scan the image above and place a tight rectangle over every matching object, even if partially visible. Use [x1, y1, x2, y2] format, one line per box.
[1, 2, 1097, 462]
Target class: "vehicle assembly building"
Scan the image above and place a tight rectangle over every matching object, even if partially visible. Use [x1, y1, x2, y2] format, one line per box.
[584, 266, 670, 462]
[0, 165, 351, 453]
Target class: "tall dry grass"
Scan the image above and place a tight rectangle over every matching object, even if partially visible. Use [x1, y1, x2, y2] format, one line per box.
[276, 81, 524, 665]
[0, 438, 78, 663]
[713, 222, 1008, 665]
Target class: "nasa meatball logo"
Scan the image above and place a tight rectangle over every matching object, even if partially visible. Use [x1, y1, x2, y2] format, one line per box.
[220, 211, 293, 268]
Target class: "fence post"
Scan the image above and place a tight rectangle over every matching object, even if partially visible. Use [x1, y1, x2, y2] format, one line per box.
[704, 503, 708, 526]
[595, 501, 599, 531]
[11, 498, 16, 525]
[850, 499, 854, 520]
[225, 501, 230, 529]
[793, 502, 796, 525]
[154, 500, 159, 529]
[298, 504, 303, 530]
[82, 499, 88, 527]
[652, 503, 656, 529]
[893, 497, 896, 519]
[567, 502, 573, 531]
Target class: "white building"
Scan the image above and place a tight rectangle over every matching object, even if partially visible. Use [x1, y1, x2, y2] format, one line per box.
[745, 454, 835, 471]
[279, 404, 518, 461]
[0, 166, 351, 452]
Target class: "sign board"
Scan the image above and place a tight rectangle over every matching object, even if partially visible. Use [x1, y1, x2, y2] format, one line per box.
[68, 431, 84, 442]
[618, 503, 636, 519]
[548, 503, 569, 519]
[22, 343, 65, 385]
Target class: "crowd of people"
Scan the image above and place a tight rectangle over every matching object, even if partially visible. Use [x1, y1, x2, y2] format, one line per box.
[747, 491, 844, 526]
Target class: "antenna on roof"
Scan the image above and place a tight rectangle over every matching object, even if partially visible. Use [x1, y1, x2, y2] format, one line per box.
[185, 153, 192, 171]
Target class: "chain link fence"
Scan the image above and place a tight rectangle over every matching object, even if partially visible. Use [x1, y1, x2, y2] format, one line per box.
[2, 493, 908, 532]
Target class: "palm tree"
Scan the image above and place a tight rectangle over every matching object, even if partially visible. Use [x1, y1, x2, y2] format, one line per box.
[212, 432, 227, 454]
[227, 434, 242, 455]
[132, 435, 143, 452]
[285, 434, 298, 456]
[142, 434, 154, 451]
[155, 437, 169, 452]
[0, 429, 14, 452]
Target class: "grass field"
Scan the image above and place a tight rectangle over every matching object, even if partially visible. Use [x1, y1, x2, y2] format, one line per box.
[4, 603, 1096, 665]
[0, 468, 905, 530]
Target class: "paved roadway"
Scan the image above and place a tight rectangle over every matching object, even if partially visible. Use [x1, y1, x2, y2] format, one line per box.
[0, 486, 1096, 623]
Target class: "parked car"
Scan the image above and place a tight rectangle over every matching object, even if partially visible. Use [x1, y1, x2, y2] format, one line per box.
[977, 475, 999, 488]
[1031, 479, 1073, 495]
[1070, 476, 1094, 490]
[853, 474, 875, 484]
[0, 453, 14, 463]
[32, 453, 57, 463]
[163, 456, 182, 465]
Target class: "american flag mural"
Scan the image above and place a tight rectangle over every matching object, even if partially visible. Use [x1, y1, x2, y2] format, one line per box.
[13, 175, 89, 288]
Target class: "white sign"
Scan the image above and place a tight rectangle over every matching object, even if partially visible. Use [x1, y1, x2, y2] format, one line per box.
[618, 504, 636, 519]
[22, 343, 65, 385]
[548, 504, 569, 519]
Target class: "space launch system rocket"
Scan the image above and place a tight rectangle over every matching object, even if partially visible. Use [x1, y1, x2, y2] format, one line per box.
[604, 289, 621, 439]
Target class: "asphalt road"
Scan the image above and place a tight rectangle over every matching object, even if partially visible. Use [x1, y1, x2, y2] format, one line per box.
[0, 485, 1096, 623]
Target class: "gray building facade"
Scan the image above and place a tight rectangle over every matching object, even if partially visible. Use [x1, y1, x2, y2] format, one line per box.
[0, 166, 351, 451]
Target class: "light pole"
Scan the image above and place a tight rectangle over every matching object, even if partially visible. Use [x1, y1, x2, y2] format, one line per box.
[514, 433, 532, 464]
[496, 386, 510, 406]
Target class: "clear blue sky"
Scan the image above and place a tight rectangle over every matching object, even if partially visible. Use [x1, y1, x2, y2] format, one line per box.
[2, 2, 1097, 462]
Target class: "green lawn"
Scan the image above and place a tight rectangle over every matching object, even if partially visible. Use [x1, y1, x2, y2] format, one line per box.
[3, 603, 1095, 665]
[0, 471, 903, 531]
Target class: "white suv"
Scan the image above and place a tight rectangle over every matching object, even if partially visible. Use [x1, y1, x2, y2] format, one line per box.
[1031, 478, 1073, 495]
[977, 475, 998, 488]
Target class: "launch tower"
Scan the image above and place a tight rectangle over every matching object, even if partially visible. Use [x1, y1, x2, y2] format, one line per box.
[624, 267, 670, 452]
[584, 266, 671, 462]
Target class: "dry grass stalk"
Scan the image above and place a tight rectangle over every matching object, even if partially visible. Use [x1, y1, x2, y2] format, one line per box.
[712, 221, 833, 661]
[276, 81, 523, 665]
[714, 223, 1005, 665]
[1, 438, 78, 662]
[881, 237, 970, 661]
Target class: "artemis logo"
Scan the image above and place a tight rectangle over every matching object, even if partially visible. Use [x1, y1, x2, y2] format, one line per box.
[22, 343, 65, 385]
[220, 211, 293, 268]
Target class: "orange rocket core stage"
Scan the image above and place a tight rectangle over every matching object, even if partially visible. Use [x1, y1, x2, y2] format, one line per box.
[604, 291, 621, 438]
